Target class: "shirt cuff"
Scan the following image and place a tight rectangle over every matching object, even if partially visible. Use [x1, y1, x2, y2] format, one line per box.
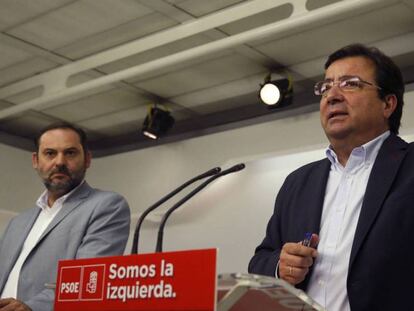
[275, 260, 280, 278]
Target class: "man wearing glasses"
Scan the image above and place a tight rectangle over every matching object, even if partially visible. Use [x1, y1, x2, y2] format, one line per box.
[249, 43, 411, 310]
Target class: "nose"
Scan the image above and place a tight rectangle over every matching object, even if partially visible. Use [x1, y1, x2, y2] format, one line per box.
[324, 84, 345, 105]
[54, 152, 66, 166]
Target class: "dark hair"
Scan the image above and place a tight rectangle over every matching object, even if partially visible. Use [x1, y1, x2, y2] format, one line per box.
[325, 43, 404, 134]
[34, 122, 88, 153]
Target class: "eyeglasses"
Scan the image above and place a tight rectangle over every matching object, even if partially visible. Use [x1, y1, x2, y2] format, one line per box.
[314, 76, 382, 96]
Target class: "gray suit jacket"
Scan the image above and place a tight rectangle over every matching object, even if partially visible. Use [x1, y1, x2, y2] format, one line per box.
[0, 182, 130, 311]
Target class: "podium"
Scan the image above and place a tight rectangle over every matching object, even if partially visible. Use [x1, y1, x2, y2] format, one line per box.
[52, 272, 324, 311]
[54, 250, 324, 311]
[217, 273, 324, 311]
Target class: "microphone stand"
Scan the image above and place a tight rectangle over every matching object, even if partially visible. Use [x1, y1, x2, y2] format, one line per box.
[131, 167, 221, 254]
[155, 163, 245, 253]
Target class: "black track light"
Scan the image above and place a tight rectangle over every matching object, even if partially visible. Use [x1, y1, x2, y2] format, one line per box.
[259, 74, 293, 107]
[142, 106, 175, 139]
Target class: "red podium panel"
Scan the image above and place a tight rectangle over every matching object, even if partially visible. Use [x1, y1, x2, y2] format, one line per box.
[55, 249, 217, 311]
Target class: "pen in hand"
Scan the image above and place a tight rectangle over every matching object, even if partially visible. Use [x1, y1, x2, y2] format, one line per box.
[301, 232, 318, 249]
[302, 232, 312, 247]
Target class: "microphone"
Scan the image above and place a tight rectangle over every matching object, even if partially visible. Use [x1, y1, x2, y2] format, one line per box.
[131, 167, 221, 254]
[155, 163, 245, 253]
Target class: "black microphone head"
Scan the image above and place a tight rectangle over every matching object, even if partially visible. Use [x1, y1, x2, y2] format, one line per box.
[221, 163, 245, 175]
[210, 167, 222, 174]
[232, 163, 245, 171]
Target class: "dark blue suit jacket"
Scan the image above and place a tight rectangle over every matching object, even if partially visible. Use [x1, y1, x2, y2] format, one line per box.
[249, 134, 414, 311]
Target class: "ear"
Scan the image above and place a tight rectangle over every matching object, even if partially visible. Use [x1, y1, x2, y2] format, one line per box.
[32, 152, 38, 169]
[84, 151, 92, 169]
[383, 94, 397, 119]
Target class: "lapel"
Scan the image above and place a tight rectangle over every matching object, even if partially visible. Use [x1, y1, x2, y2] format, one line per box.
[0, 208, 40, 285]
[307, 159, 331, 234]
[36, 182, 92, 243]
[349, 134, 408, 268]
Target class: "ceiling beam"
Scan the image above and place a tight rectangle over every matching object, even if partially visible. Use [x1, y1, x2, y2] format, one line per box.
[0, 0, 394, 121]
[0, 0, 294, 100]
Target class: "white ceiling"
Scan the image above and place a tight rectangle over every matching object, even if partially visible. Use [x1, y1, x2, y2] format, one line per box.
[0, 0, 414, 156]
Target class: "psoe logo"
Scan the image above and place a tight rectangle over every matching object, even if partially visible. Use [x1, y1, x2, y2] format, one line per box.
[58, 266, 83, 301]
[86, 271, 98, 294]
[57, 264, 106, 302]
[81, 264, 106, 301]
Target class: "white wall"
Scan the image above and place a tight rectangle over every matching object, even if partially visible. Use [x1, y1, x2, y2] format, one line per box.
[1, 90, 414, 274]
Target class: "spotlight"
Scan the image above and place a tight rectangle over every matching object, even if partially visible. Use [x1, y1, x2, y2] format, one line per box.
[259, 74, 292, 106]
[142, 106, 175, 139]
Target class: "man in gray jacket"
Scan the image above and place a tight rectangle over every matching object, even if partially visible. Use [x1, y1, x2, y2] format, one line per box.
[0, 122, 131, 311]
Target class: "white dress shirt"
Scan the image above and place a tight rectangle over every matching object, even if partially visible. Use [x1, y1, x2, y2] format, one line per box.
[306, 131, 389, 311]
[1, 182, 84, 299]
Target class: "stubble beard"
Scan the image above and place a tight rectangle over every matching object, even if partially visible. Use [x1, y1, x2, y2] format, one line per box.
[41, 165, 85, 196]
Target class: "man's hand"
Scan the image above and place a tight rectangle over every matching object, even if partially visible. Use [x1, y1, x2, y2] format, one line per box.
[279, 234, 319, 285]
[0, 298, 31, 311]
